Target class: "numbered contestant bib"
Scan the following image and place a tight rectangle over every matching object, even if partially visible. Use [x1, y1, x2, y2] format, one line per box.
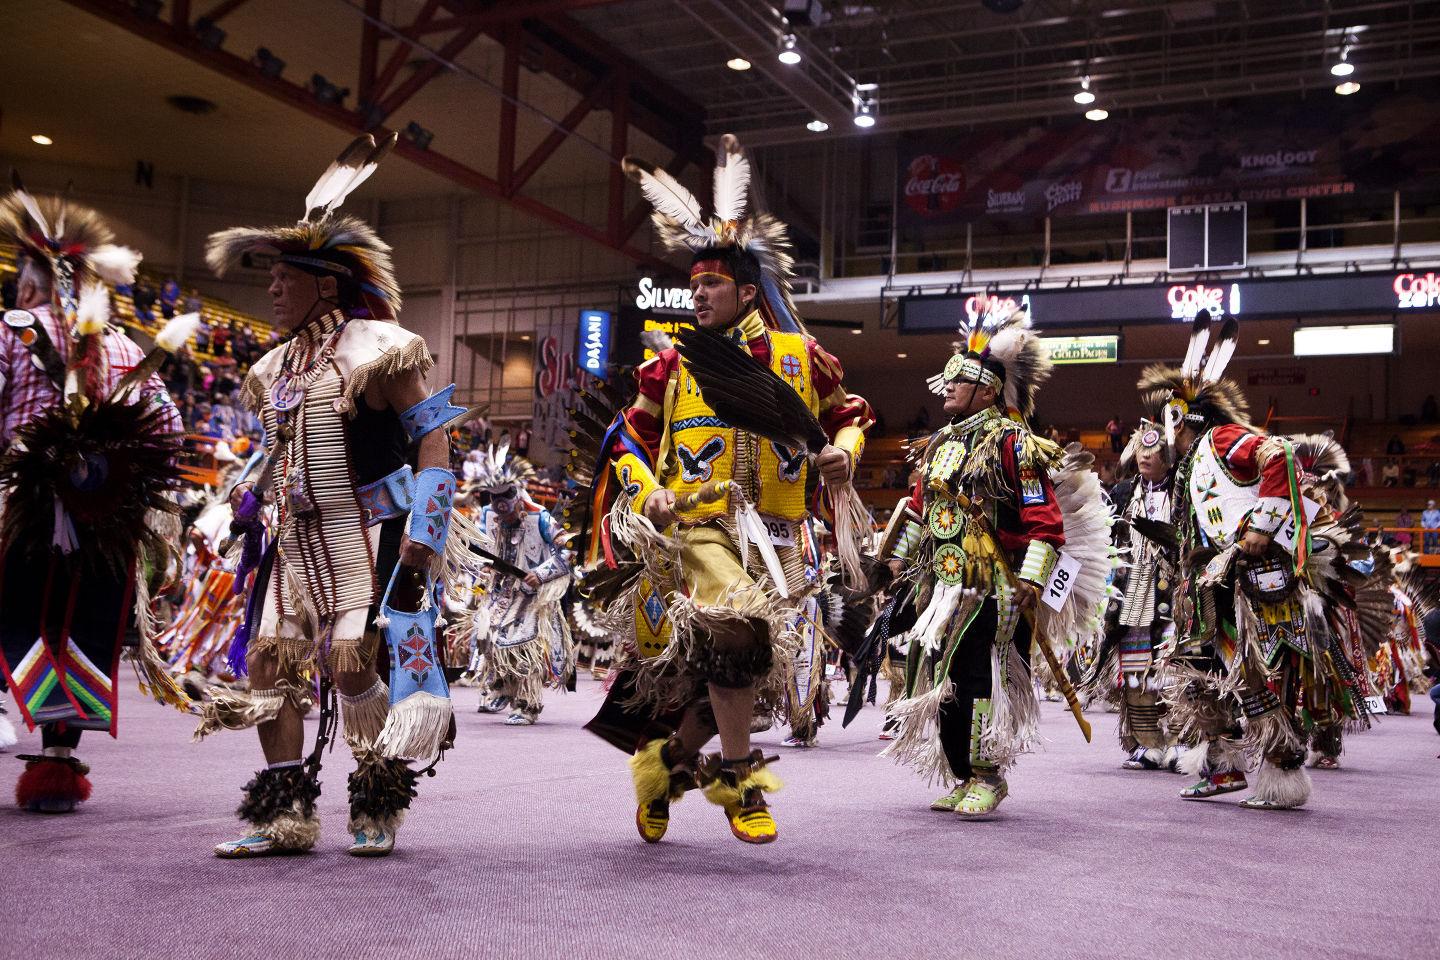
[1040, 551, 1083, 612]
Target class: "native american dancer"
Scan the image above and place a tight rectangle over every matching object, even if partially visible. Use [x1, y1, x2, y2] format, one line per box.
[1085, 421, 1184, 771]
[582, 136, 873, 845]
[157, 452, 255, 691]
[194, 135, 481, 858]
[1146, 317, 1378, 810]
[0, 179, 190, 812]
[880, 303, 1111, 818]
[1374, 556, 1438, 716]
[465, 445, 572, 725]
[1284, 434, 1389, 771]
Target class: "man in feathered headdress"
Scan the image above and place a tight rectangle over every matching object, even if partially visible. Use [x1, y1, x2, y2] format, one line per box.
[879, 297, 1111, 818]
[0, 176, 187, 813]
[197, 135, 480, 858]
[1143, 314, 1355, 810]
[583, 135, 873, 845]
[465, 444, 572, 725]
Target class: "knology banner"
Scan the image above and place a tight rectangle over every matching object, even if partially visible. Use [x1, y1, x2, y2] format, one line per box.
[897, 91, 1440, 225]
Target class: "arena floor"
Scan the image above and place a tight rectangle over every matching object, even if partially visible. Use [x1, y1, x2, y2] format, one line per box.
[4, 678, 1437, 960]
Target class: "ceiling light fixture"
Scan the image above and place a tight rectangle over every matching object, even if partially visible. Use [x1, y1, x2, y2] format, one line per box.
[30, 134, 53, 146]
[806, 119, 829, 133]
[778, 34, 801, 65]
[404, 121, 434, 150]
[853, 83, 878, 128]
[850, 328, 863, 334]
[727, 57, 751, 71]
[1073, 76, 1095, 105]
[896, 352, 908, 359]
[1257, 338, 1271, 345]
[1331, 38, 1355, 76]
[1085, 107, 1108, 121]
[1334, 81, 1360, 95]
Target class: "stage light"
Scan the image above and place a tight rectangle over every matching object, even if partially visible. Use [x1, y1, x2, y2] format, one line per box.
[1085, 107, 1108, 121]
[404, 121, 434, 150]
[253, 47, 286, 79]
[309, 73, 350, 106]
[727, 57, 752, 71]
[30, 134, 53, 146]
[1331, 40, 1355, 76]
[1334, 81, 1360, 95]
[1073, 76, 1095, 105]
[194, 16, 226, 50]
[806, 119, 829, 132]
[853, 83, 878, 128]
[778, 34, 801, 65]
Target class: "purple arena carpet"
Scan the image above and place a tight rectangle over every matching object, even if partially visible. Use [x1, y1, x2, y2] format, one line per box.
[3, 677, 1437, 960]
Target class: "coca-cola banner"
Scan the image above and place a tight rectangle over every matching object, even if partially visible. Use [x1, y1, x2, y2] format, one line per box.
[898, 91, 1440, 224]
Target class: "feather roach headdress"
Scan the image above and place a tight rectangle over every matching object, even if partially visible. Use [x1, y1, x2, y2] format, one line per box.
[1288, 431, 1352, 512]
[924, 301, 1051, 421]
[624, 133, 803, 334]
[1118, 418, 1171, 474]
[1136, 313, 1252, 450]
[0, 171, 142, 325]
[469, 441, 537, 497]
[206, 133, 401, 320]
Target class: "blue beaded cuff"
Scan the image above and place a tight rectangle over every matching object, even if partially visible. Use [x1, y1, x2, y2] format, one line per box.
[407, 467, 456, 554]
[400, 384, 468, 444]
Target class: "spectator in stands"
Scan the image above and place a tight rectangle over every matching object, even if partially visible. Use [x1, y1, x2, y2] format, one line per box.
[1382, 460, 1401, 487]
[184, 291, 203, 315]
[1394, 507, 1414, 548]
[515, 425, 531, 457]
[462, 449, 485, 482]
[162, 346, 199, 399]
[210, 391, 240, 442]
[160, 276, 181, 320]
[132, 278, 157, 323]
[1422, 499, 1440, 554]
[1429, 460, 1440, 488]
[177, 392, 198, 432]
[194, 317, 212, 354]
[1106, 414, 1123, 453]
[1353, 457, 1373, 487]
[1386, 434, 1406, 455]
[1048, 424, 1064, 445]
[211, 322, 231, 357]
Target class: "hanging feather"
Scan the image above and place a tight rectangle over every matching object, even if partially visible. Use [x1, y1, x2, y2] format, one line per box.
[321, 132, 397, 218]
[622, 157, 705, 227]
[674, 324, 827, 455]
[1179, 313, 1211, 379]
[711, 134, 751, 226]
[1201, 315, 1240, 383]
[112, 311, 202, 402]
[639, 328, 675, 354]
[73, 282, 110, 336]
[9, 170, 52, 241]
[88, 245, 143, 286]
[304, 134, 377, 220]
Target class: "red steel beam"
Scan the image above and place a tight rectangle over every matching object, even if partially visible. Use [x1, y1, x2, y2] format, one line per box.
[375, 22, 486, 120]
[607, 74, 629, 244]
[507, 74, 610, 196]
[370, 0, 445, 106]
[497, 26, 520, 193]
[60, 0, 675, 272]
[201, 0, 251, 23]
[406, 0, 630, 37]
[358, 0, 381, 105]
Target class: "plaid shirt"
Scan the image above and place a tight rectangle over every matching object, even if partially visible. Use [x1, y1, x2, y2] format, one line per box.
[0, 303, 181, 447]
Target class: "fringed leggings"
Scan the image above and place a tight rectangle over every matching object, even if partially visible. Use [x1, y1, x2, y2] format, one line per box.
[936, 599, 1032, 781]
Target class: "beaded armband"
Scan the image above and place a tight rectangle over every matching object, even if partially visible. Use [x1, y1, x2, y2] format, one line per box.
[892, 520, 924, 562]
[400, 384, 468, 444]
[1017, 539, 1059, 586]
